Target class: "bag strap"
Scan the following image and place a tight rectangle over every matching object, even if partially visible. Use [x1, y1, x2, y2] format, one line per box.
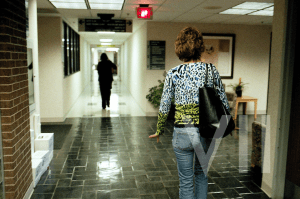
[205, 63, 215, 89]
[205, 63, 208, 86]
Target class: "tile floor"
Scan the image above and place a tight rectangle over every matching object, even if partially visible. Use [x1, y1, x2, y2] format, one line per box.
[32, 116, 269, 199]
[30, 71, 270, 199]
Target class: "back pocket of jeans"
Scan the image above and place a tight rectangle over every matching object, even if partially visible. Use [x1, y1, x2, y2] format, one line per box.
[173, 132, 193, 150]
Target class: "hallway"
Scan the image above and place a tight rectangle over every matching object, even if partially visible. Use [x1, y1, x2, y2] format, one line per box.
[65, 69, 145, 118]
[31, 77, 270, 199]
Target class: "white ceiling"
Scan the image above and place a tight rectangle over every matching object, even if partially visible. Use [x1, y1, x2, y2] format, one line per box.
[37, 0, 273, 46]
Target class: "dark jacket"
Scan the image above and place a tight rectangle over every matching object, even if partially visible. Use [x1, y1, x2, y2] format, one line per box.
[97, 60, 117, 83]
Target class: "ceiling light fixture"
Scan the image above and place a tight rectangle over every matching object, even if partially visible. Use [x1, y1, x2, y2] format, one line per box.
[249, 10, 274, 16]
[101, 43, 112, 45]
[89, 0, 124, 3]
[106, 48, 119, 51]
[264, 6, 274, 11]
[219, 2, 274, 16]
[50, 0, 125, 10]
[97, 31, 116, 34]
[100, 39, 113, 42]
[232, 2, 273, 10]
[50, 2, 87, 9]
[90, 3, 123, 10]
[50, 0, 85, 2]
[219, 9, 255, 15]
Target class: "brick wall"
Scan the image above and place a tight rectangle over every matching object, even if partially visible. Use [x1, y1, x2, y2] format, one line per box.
[0, 0, 33, 198]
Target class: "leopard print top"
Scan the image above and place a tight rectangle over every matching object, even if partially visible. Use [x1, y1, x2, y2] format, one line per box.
[155, 62, 230, 135]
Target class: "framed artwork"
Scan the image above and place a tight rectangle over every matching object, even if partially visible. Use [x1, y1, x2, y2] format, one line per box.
[202, 33, 235, 79]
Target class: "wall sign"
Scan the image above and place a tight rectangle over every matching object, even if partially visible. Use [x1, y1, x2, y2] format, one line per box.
[147, 41, 166, 70]
[78, 19, 132, 32]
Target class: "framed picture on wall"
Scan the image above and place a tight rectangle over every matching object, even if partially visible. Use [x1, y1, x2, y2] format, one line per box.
[202, 33, 235, 79]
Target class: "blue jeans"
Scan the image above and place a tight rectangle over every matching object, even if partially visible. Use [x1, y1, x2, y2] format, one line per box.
[172, 127, 215, 199]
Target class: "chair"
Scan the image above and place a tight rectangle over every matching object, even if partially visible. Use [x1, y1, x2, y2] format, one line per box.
[251, 121, 266, 168]
[251, 121, 265, 186]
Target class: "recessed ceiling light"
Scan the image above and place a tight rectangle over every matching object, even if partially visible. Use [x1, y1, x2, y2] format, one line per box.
[219, 9, 255, 15]
[100, 39, 113, 42]
[90, 3, 123, 10]
[264, 6, 274, 11]
[232, 2, 274, 10]
[89, 0, 124, 3]
[249, 10, 273, 16]
[51, 2, 87, 9]
[106, 48, 119, 51]
[97, 31, 116, 34]
[50, 0, 85, 2]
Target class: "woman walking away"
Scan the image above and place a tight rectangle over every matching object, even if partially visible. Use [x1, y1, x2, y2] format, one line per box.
[149, 27, 230, 199]
[97, 53, 117, 109]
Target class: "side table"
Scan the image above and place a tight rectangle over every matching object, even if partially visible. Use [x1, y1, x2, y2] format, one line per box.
[234, 96, 258, 120]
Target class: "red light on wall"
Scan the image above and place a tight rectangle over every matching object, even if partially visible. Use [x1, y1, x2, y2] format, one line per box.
[137, 7, 153, 19]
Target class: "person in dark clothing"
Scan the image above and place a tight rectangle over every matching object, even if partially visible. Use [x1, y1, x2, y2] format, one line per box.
[97, 53, 117, 109]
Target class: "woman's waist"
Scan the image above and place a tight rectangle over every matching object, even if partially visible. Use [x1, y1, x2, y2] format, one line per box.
[174, 113, 199, 127]
[174, 103, 199, 114]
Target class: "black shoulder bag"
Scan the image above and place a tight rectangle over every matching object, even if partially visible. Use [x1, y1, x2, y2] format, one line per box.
[198, 64, 235, 138]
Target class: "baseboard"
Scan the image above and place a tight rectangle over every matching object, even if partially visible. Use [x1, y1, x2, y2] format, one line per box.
[261, 180, 272, 198]
[40, 117, 65, 123]
[23, 181, 34, 199]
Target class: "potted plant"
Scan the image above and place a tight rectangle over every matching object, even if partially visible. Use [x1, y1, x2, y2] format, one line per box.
[146, 79, 164, 108]
[146, 72, 175, 120]
[228, 78, 248, 97]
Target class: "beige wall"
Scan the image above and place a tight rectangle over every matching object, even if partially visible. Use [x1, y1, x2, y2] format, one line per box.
[38, 17, 64, 121]
[63, 37, 91, 117]
[38, 16, 90, 122]
[121, 23, 148, 112]
[146, 22, 272, 115]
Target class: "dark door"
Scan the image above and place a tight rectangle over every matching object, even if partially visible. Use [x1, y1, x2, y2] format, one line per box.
[285, 0, 300, 187]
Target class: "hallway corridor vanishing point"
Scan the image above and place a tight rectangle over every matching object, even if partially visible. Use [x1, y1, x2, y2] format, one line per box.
[31, 71, 270, 199]
[66, 70, 145, 118]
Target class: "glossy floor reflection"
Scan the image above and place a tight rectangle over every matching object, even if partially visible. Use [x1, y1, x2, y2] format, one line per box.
[32, 116, 270, 199]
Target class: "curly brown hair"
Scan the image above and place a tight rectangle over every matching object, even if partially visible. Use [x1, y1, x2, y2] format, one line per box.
[175, 27, 205, 62]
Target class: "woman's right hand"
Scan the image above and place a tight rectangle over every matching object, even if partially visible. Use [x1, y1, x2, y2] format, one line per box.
[149, 134, 160, 143]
